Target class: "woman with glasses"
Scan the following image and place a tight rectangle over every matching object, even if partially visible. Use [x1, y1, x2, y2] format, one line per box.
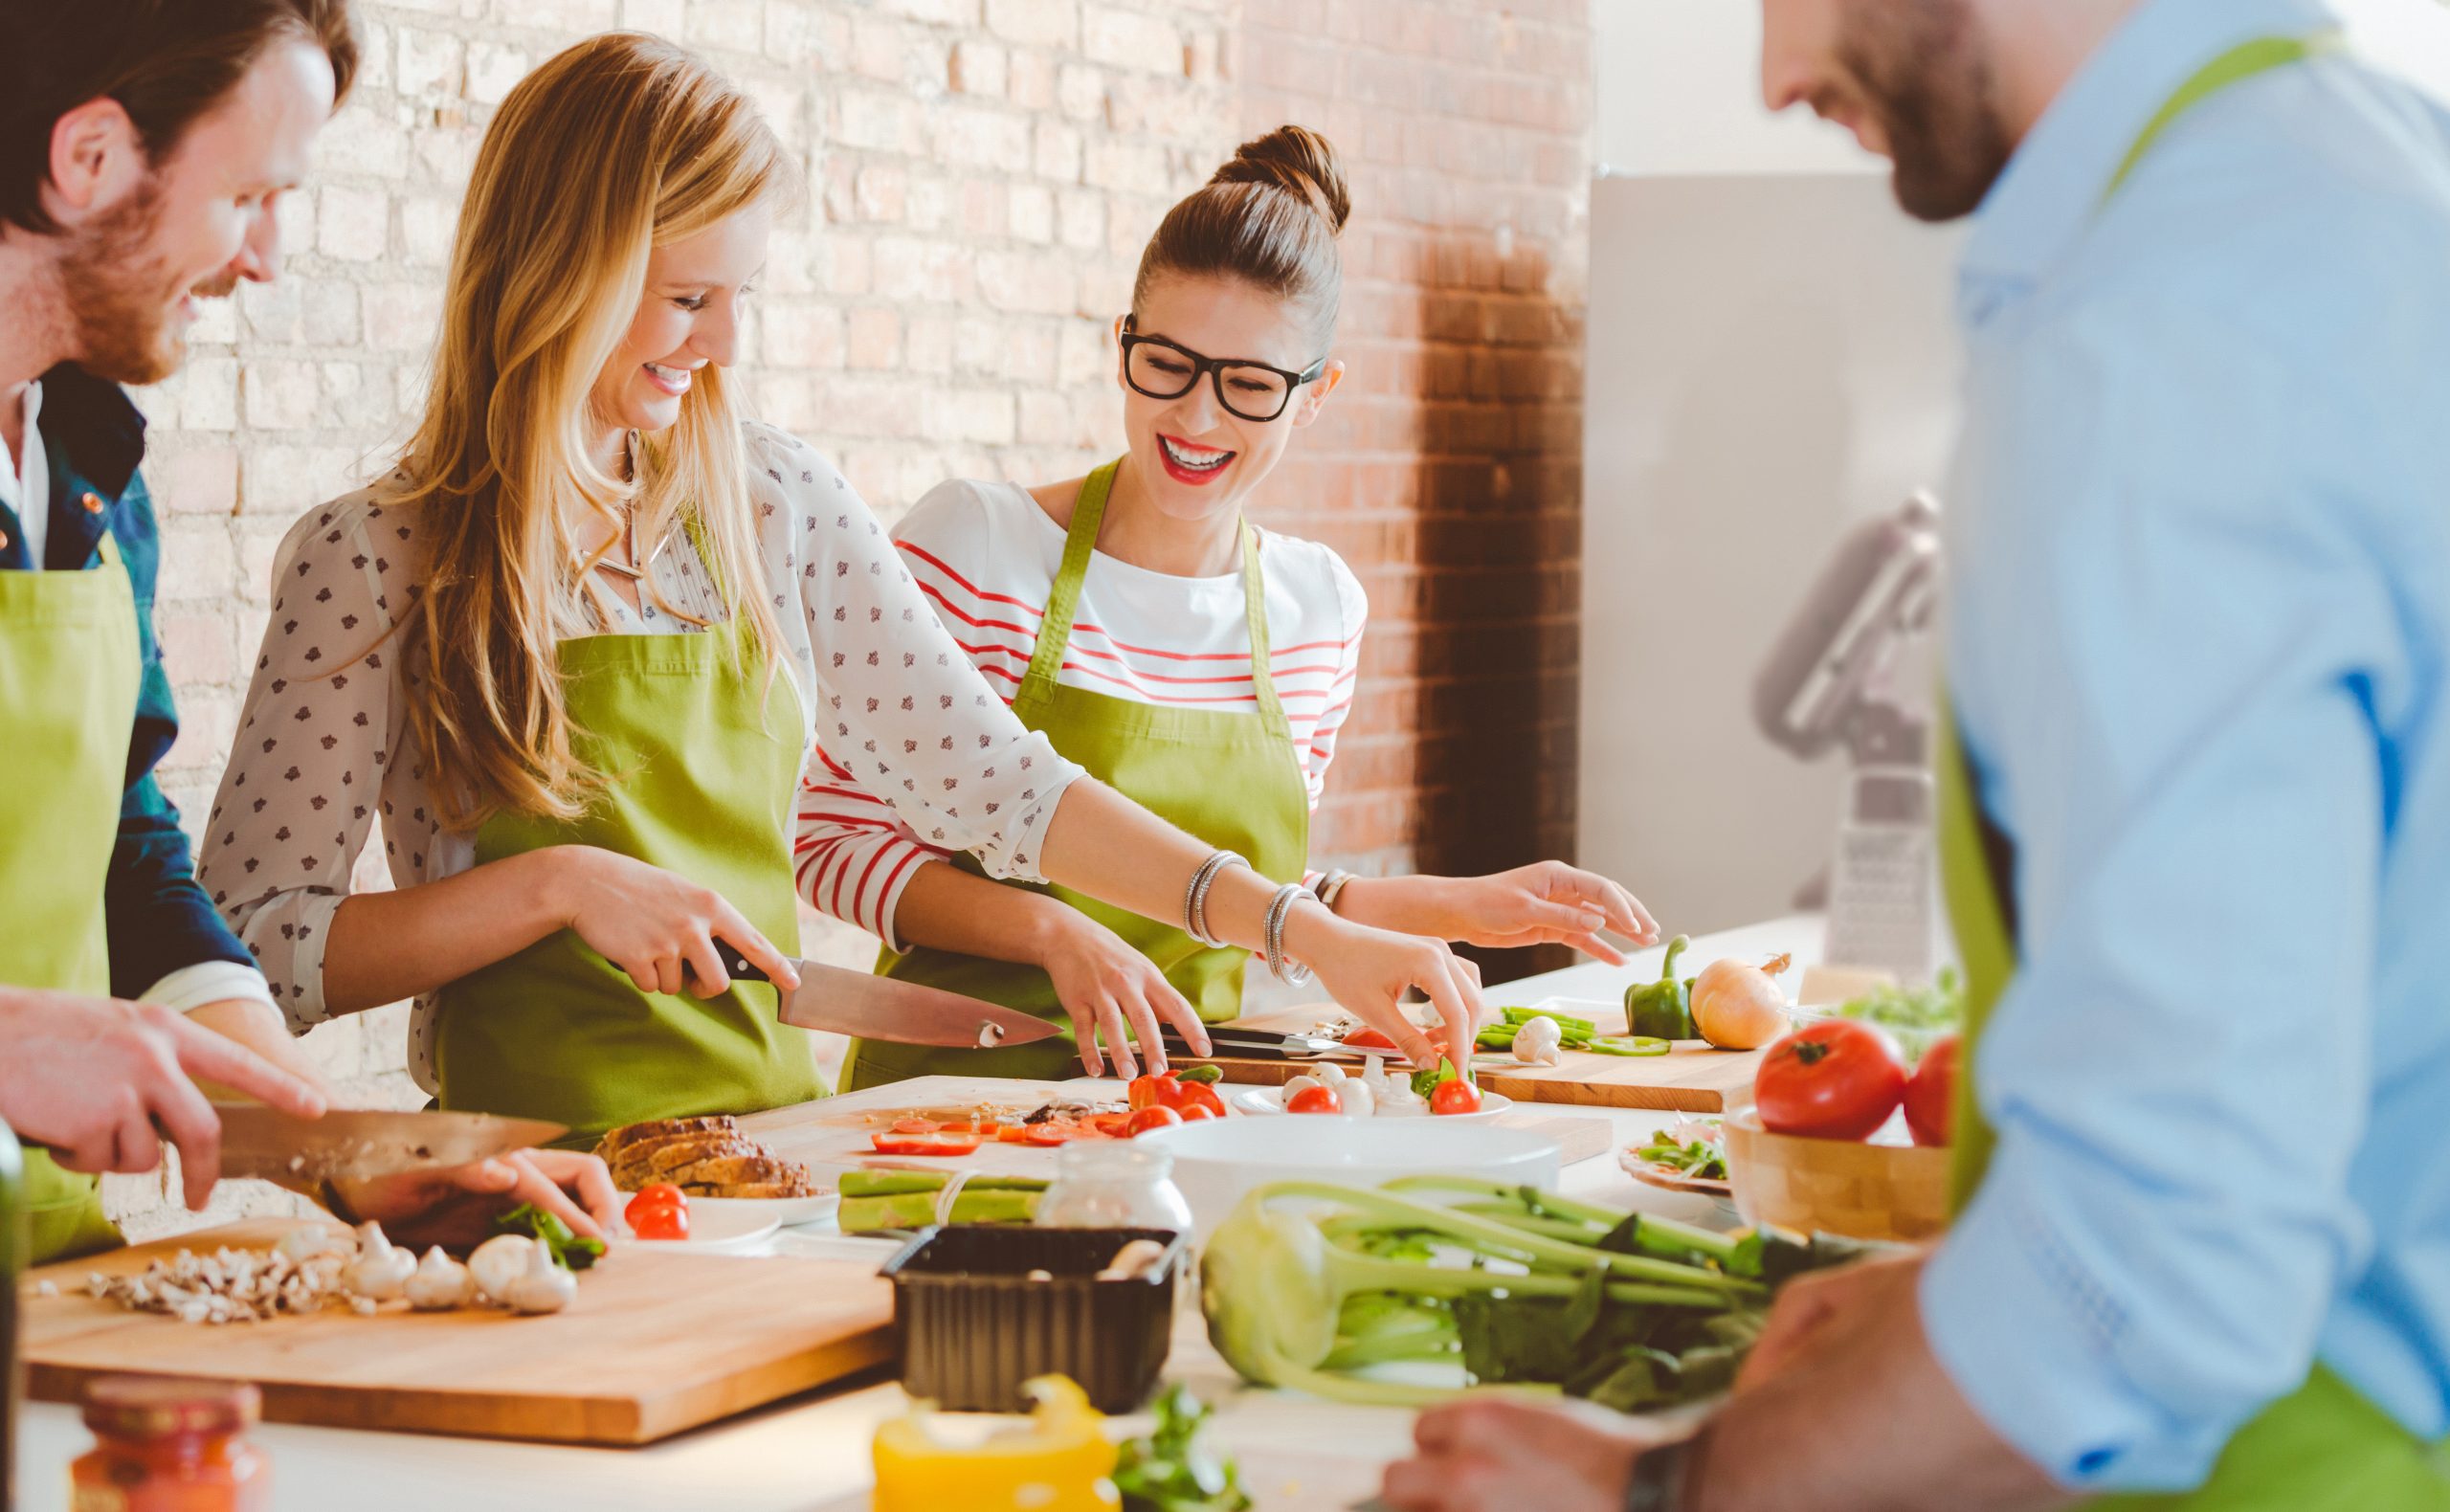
[801, 127, 1659, 1088]
[198, 47, 1496, 1141]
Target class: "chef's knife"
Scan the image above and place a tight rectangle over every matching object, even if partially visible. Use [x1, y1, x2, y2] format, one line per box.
[715, 947, 1066, 1050]
[211, 1105, 568, 1188]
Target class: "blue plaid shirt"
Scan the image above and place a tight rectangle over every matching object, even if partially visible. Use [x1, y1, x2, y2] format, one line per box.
[0, 364, 257, 998]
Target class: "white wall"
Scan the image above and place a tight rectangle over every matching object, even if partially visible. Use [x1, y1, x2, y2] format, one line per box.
[1592, 0, 1880, 177]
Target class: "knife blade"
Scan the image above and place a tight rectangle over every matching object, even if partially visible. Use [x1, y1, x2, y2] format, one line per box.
[715, 947, 1066, 1050]
[212, 1105, 568, 1188]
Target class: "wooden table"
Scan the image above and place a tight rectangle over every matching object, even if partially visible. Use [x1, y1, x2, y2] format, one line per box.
[7, 917, 1823, 1512]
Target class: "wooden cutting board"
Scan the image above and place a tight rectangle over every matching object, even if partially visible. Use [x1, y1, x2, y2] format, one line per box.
[21, 1219, 893, 1445]
[1186, 1006, 1766, 1114]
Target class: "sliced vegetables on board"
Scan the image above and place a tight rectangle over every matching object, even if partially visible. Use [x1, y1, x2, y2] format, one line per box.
[838, 1170, 1049, 1232]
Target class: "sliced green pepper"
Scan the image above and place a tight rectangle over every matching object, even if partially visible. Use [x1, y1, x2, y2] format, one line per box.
[1583, 1035, 1671, 1057]
[1624, 935, 1695, 1040]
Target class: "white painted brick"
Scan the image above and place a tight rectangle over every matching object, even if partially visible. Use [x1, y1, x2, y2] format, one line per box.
[302, 281, 362, 346]
[514, 0, 620, 30]
[399, 194, 460, 267]
[155, 522, 237, 604]
[1056, 61, 1105, 120]
[316, 186, 390, 261]
[985, 0, 1075, 49]
[933, 103, 1034, 174]
[393, 28, 464, 100]
[950, 39, 1008, 96]
[684, 0, 766, 52]
[1057, 187, 1104, 250]
[243, 360, 322, 431]
[238, 278, 305, 344]
[320, 108, 412, 177]
[178, 358, 241, 432]
[271, 190, 316, 276]
[364, 283, 444, 354]
[1034, 119, 1083, 181]
[1008, 182, 1055, 243]
[466, 42, 531, 107]
[1083, 7, 1180, 74]
[835, 90, 922, 153]
[876, 0, 980, 25]
[622, 0, 688, 33]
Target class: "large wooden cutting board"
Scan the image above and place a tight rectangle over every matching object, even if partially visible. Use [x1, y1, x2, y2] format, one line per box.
[21, 1219, 893, 1445]
[1187, 1006, 1766, 1114]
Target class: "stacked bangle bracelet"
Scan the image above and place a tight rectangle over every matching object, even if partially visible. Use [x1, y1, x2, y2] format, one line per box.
[1183, 850, 1247, 946]
[1262, 881, 1314, 986]
[1314, 868, 1356, 912]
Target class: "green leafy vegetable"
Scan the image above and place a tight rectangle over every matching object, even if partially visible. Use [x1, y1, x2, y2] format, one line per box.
[1637, 1136, 1728, 1182]
[1410, 1056, 1463, 1101]
[1831, 970, 1964, 1062]
[492, 1203, 605, 1272]
[1112, 1385, 1252, 1512]
[836, 1170, 1047, 1233]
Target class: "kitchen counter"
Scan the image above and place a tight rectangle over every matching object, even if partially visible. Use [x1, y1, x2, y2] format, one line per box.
[10, 916, 1822, 1512]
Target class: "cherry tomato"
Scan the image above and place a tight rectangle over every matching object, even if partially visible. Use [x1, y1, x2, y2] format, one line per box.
[629, 1200, 689, 1241]
[1175, 1102, 1220, 1122]
[1286, 1084, 1343, 1115]
[1127, 1072, 1180, 1112]
[1904, 1034, 1960, 1147]
[1171, 1080, 1227, 1119]
[1125, 1105, 1184, 1137]
[1429, 1078, 1483, 1117]
[1754, 1019, 1907, 1141]
[871, 1132, 984, 1156]
[623, 1189, 688, 1232]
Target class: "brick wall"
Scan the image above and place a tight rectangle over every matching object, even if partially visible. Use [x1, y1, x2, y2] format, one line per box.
[112, 0, 1592, 1231]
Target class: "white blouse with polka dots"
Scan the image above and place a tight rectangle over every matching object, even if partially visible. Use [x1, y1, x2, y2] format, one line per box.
[196, 422, 1084, 1091]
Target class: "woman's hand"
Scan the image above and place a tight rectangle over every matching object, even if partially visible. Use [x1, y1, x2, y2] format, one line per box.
[1284, 904, 1486, 1069]
[1344, 863, 1659, 965]
[1035, 910, 1211, 1079]
[546, 845, 800, 999]
[333, 1149, 624, 1253]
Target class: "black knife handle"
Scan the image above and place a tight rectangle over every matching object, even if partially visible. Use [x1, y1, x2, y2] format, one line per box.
[716, 943, 771, 985]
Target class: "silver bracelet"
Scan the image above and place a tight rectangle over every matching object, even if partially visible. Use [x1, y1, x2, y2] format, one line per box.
[1184, 850, 1247, 946]
[1313, 868, 1356, 912]
[1262, 881, 1314, 986]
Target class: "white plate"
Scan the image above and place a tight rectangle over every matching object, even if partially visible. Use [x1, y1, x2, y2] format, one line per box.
[692, 1191, 840, 1229]
[1140, 1116, 1562, 1238]
[1231, 1085, 1515, 1122]
[612, 1201, 781, 1254]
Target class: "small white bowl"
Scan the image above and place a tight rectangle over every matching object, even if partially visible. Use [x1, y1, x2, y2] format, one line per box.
[1139, 1115, 1561, 1238]
[1230, 1086, 1516, 1122]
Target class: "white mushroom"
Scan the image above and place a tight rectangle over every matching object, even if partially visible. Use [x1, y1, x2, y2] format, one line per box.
[277, 1224, 354, 1264]
[501, 1238, 578, 1316]
[1361, 1054, 1427, 1118]
[342, 1222, 415, 1302]
[1280, 1073, 1325, 1106]
[1512, 1014, 1565, 1068]
[1311, 1063, 1348, 1089]
[1096, 1239, 1169, 1280]
[405, 1247, 474, 1312]
[1337, 1076, 1376, 1119]
[467, 1234, 536, 1304]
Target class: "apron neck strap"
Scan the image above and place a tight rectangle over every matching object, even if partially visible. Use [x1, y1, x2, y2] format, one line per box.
[1024, 460, 1288, 734]
[2104, 32, 2339, 203]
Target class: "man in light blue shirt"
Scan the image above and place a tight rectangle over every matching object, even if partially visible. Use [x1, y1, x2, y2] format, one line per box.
[1381, 0, 2450, 1507]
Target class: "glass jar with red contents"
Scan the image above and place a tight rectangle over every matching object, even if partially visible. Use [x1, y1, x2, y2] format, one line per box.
[70, 1376, 270, 1512]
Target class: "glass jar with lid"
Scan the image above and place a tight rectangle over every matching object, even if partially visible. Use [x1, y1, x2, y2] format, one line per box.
[70, 1375, 271, 1512]
[1034, 1142, 1192, 1234]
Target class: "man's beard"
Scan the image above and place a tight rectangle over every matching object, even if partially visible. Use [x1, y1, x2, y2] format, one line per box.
[56, 176, 221, 386]
[1839, 0, 2015, 223]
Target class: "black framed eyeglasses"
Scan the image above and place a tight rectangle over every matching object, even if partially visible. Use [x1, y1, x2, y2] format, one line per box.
[1118, 315, 1329, 423]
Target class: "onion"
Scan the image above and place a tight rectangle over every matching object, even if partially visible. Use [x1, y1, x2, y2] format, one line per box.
[1690, 953, 1793, 1051]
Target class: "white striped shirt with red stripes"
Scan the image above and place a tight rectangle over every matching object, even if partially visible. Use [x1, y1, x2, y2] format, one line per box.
[796, 477, 1366, 948]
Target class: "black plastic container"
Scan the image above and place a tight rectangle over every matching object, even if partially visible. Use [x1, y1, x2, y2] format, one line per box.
[880, 1225, 1182, 1414]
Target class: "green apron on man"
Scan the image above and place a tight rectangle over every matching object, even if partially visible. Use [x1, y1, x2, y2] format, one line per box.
[434, 534, 823, 1143]
[848, 458, 1311, 1089]
[0, 533, 140, 1262]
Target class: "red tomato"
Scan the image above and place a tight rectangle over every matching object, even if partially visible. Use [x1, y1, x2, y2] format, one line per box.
[1429, 1078, 1483, 1117]
[1171, 1080, 1227, 1119]
[629, 1201, 689, 1241]
[1127, 1072, 1180, 1112]
[871, 1132, 984, 1156]
[1022, 1123, 1080, 1146]
[1340, 1026, 1397, 1051]
[1125, 1105, 1184, 1137]
[995, 1123, 1033, 1144]
[1904, 1034, 1960, 1146]
[623, 1189, 687, 1233]
[889, 1117, 942, 1135]
[1084, 1111, 1136, 1138]
[1285, 1084, 1343, 1115]
[1754, 1020, 1907, 1141]
[1175, 1102, 1220, 1122]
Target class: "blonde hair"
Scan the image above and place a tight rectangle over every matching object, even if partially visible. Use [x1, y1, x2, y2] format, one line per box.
[1132, 124, 1350, 345]
[390, 33, 797, 830]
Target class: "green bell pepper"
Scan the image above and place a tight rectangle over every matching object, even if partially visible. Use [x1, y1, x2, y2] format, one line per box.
[1624, 935, 1696, 1040]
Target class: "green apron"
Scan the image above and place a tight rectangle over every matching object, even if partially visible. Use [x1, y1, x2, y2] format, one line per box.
[848, 459, 1312, 1088]
[0, 532, 140, 1263]
[434, 550, 822, 1143]
[1936, 36, 2447, 1506]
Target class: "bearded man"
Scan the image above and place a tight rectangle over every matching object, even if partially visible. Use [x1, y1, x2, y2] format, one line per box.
[1381, 0, 2450, 1508]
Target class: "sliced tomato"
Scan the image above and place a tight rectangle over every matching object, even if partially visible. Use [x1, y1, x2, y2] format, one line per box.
[995, 1123, 1034, 1144]
[1125, 1105, 1184, 1137]
[1171, 1081, 1227, 1119]
[1340, 1026, 1398, 1051]
[1175, 1101, 1220, 1122]
[871, 1132, 983, 1156]
[1127, 1072, 1179, 1112]
[889, 1117, 942, 1135]
[933, 1120, 977, 1134]
[1429, 1078, 1484, 1117]
[1023, 1122, 1080, 1146]
[1084, 1111, 1136, 1138]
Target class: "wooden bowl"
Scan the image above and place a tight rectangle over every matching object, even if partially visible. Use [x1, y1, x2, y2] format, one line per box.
[1722, 1111, 1952, 1242]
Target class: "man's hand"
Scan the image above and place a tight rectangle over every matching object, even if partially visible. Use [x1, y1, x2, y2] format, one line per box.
[1737, 1245, 1931, 1390]
[184, 996, 336, 1102]
[330, 1149, 621, 1253]
[0, 985, 327, 1210]
[1380, 1395, 1670, 1512]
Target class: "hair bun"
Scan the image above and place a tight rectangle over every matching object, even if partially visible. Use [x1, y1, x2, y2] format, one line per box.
[1211, 124, 1350, 236]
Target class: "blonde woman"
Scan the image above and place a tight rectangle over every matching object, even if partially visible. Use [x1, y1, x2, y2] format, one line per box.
[800, 127, 1656, 1088]
[197, 33, 1482, 1139]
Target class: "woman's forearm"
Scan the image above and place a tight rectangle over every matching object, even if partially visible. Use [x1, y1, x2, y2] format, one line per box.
[889, 859, 1076, 965]
[320, 849, 575, 1013]
[1324, 875, 1458, 940]
[1037, 779, 1315, 954]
